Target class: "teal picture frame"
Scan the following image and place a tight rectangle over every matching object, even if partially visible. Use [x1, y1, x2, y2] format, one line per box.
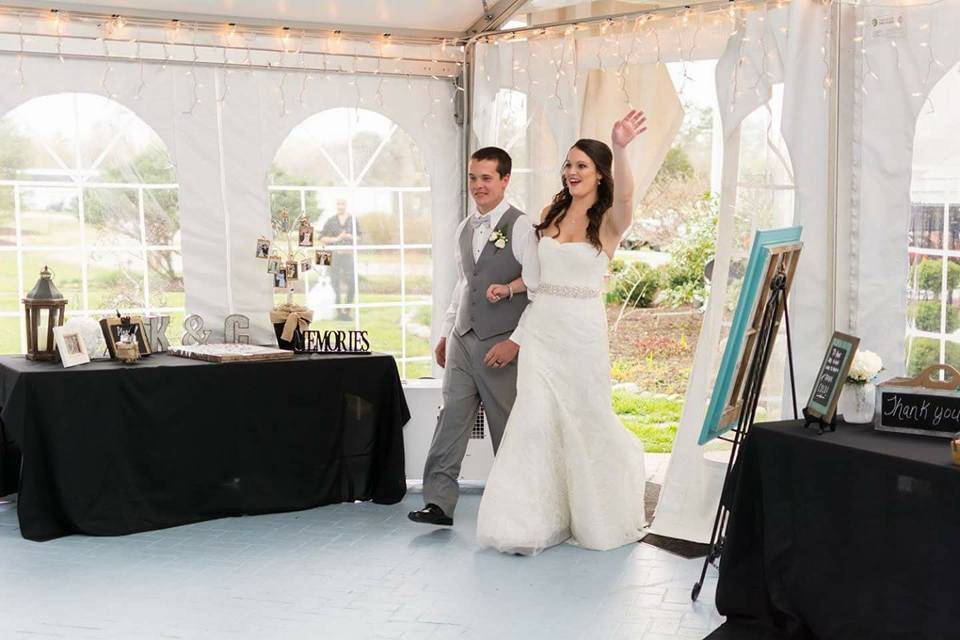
[698, 226, 803, 445]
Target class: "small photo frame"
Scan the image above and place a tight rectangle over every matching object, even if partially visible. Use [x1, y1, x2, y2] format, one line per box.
[299, 258, 312, 274]
[99, 315, 152, 359]
[298, 220, 314, 247]
[285, 260, 299, 281]
[255, 237, 271, 259]
[316, 249, 333, 267]
[267, 256, 282, 274]
[53, 326, 90, 368]
[274, 270, 288, 289]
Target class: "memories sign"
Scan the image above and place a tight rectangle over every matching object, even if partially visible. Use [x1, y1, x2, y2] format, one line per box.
[296, 329, 371, 354]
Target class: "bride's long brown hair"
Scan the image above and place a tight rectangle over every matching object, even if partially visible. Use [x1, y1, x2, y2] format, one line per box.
[535, 138, 614, 253]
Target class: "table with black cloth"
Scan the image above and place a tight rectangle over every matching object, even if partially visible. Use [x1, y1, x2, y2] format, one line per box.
[715, 420, 960, 640]
[0, 352, 409, 541]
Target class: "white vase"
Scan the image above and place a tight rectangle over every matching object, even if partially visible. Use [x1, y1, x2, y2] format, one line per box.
[837, 382, 875, 424]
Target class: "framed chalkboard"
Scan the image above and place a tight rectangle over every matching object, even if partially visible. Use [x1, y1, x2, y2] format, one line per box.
[805, 331, 860, 423]
[875, 364, 960, 438]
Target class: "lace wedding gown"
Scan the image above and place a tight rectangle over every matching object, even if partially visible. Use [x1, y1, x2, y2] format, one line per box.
[476, 236, 648, 555]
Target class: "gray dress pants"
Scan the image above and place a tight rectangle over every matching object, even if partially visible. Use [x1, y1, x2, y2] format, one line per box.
[422, 329, 518, 515]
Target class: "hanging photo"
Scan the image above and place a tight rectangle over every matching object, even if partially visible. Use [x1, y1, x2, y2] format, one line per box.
[274, 270, 288, 289]
[299, 258, 312, 274]
[316, 249, 333, 267]
[286, 260, 299, 280]
[298, 219, 314, 247]
[255, 237, 271, 259]
[267, 255, 282, 274]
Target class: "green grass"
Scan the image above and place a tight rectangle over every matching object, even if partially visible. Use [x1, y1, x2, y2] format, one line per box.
[613, 389, 683, 453]
[620, 417, 679, 453]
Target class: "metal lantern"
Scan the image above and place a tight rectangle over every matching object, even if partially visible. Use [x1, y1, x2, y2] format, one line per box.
[22, 265, 67, 361]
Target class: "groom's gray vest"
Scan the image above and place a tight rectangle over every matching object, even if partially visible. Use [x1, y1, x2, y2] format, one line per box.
[454, 206, 529, 341]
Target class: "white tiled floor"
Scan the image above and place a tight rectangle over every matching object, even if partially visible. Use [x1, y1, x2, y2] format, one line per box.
[0, 485, 722, 640]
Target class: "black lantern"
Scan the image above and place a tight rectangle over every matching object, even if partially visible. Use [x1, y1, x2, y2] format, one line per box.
[22, 266, 67, 361]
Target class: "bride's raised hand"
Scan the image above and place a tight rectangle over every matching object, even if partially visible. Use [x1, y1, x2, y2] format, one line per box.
[611, 110, 647, 149]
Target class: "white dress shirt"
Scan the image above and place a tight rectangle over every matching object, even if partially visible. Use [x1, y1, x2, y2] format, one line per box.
[440, 198, 538, 345]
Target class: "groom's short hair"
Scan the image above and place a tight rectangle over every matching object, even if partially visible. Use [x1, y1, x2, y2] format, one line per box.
[471, 147, 512, 179]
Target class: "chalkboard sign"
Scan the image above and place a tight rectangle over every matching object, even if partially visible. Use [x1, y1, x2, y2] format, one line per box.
[875, 364, 960, 438]
[805, 332, 860, 423]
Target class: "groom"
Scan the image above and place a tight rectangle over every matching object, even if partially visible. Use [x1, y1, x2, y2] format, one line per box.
[409, 147, 535, 526]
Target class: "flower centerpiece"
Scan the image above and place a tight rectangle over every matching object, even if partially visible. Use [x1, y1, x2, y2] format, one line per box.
[838, 349, 884, 423]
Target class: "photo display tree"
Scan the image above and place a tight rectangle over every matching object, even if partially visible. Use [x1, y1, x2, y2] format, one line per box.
[258, 206, 320, 348]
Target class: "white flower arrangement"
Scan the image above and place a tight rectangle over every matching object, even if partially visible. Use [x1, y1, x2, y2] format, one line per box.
[847, 350, 883, 385]
[489, 227, 508, 250]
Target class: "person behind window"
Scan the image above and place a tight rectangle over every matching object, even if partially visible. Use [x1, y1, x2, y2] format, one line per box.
[319, 199, 359, 321]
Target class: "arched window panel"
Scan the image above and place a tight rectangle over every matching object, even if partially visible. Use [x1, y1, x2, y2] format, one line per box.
[0, 93, 182, 355]
[907, 61, 960, 376]
[268, 107, 432, 380]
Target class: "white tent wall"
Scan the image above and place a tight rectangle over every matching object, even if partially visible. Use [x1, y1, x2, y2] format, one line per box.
[0, 45, 460, 347]
[846, 0, 960, 378]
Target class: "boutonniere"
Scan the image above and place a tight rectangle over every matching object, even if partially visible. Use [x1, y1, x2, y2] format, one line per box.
[489, 226, 509, 250]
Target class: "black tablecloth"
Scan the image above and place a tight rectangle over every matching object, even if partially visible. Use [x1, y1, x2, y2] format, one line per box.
[0, 353, 409, 541]
[716, 420, 960, 639]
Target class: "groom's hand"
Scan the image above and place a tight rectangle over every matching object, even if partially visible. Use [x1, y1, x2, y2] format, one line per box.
[435, 337, 447, 368]
[484, 339, 519, 368]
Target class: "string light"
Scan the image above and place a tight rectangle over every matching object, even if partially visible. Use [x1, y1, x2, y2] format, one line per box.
[133, 26, 145, 101]
[298, 30, 309, 108]
[15, 12, 25, 90]
[100, 30, 114, 98]
[51, 9, 65, 63]
[375, 35, 386, 109]
[551, 37, 567, 112]
[218, 26, 232, 103]
[184, 22, 201, 114]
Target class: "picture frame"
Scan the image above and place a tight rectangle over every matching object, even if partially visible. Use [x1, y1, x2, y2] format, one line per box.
[99, 315, 152, 359]
[299, 258, 312, 274]
[698, 226, 803, 445]
[316, 249, 332, 267]
[285, 260, 299, 281]
[274, 270, 288, 289]
[53, 325, 90, 368]
[805, 332, 860, 424]
[298, 219, 314, 247]
[267, 256, 282, 274]
[255, 237, 271, 259]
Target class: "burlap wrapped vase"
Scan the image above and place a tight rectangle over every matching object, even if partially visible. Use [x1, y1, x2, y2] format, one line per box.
[269, 304, 314, 350]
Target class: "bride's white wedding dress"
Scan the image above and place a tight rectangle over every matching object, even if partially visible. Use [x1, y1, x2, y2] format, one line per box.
[476, 235, 647, 555]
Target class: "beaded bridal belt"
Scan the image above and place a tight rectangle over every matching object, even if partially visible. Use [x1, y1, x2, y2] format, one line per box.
[537, 282, 602, 299]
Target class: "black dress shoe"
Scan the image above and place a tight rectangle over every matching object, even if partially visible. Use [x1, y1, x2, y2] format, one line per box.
[408, 504, 453, 526]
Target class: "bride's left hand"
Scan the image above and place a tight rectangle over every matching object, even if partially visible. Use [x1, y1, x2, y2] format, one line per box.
[611, 110, 647, 148]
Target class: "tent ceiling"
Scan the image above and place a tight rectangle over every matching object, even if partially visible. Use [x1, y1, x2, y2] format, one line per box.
[14, 0, 492, 36]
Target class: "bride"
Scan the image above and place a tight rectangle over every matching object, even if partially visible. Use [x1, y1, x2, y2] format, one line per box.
[476, 110, 649, 555]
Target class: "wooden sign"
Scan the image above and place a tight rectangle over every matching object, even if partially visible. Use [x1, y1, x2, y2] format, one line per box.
[168, 343, 294, 363]
[875, 364, 960, 438]
[805, 332, 860, 424]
